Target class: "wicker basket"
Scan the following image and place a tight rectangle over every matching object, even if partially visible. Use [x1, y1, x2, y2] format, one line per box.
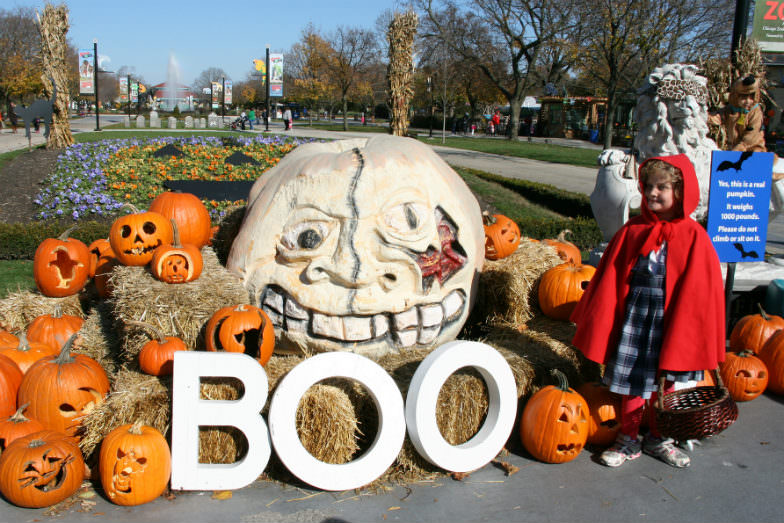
[654, 369, 738, 441]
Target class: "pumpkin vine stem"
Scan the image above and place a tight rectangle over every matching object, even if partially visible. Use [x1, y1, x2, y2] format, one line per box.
[550, 368, 570, 391]
[757, 303, 770, 321]
[16, 331, 32, 352]
[9, 403, 31, 423]
[119, 203, 141, 215]
[54, 334, 79, 364]
[57, 225, 79, 241]
[482, 211, 497, 226]
[129, 420, 144, 435]
[126, 320, 168, 344]
[738, 349, 754, 357]
[556, 229, 573, 242]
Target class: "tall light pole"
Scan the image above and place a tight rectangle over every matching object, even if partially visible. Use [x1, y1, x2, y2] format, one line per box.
[427, 76, 433, 138]
[265, 45, 270, 132]
[93, 39, 100, 131]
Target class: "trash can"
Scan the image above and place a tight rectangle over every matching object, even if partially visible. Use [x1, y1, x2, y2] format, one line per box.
[589, 129, 599, 143]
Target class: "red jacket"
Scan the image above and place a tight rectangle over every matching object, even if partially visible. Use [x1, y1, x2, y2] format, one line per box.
[571, 154, 725, 372]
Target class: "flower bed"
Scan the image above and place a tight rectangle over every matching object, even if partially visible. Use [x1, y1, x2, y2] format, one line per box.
[34, 135, 315, 222]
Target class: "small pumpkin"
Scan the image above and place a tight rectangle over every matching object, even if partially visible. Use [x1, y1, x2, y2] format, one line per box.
[0, 332, 58, 374]
[759, 330, 784, 395]
[520, 369, 589, 463]
[720, 350, 768, 402]
[87, 238, 112, 278]
[33, 226, 90, 298]
[543, 229, 581, 263]
[576, 382, 621, 447]
[109, 204, 173, 266]
[0, 404, 45, 451]
[99, 421, 171, 506]
[148, 191, 212, 248]
[729, 303, 784, 354]
[205, 304, 275, 366]
[150, 220, 203, 284]
[0, 329, 18, 349]
[26, 305, 84, 352]
[483, 212, 521, 260]
[128, 320, 187, 376]
[0, 354, 22, 418]
[538, 262, 596, 321]
[0, 430, 85, 508]
[94, 245, 119, 298]
[18, 335, 110, 441]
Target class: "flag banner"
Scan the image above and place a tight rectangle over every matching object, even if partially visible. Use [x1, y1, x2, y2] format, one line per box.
[270, 53, 283, 97]
[78, 49, 94, 94]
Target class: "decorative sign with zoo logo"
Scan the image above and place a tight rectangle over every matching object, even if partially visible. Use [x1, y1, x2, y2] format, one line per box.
[752, 0, 784, 52]
[706, 151, 773, 262]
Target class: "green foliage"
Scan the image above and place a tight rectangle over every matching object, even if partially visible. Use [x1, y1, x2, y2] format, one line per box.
[0, 260, 34, 297]
[0, 221, 110, 260]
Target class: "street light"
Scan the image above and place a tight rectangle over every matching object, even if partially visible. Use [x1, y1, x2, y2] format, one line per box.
[92, 39, 114, 131]
[427, 76, 433, 138]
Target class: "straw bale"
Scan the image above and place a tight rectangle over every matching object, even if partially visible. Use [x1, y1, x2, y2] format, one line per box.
[0, 290, 84, 331]
[211, 205, 247, 266]
[475, 240, 563, 329]
[296, 383, 360, 464]
[72, 302, 121, 374]
[109, 247, 250, 363]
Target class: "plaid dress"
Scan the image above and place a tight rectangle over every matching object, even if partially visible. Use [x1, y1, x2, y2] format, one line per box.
[603, 245, 702, 399]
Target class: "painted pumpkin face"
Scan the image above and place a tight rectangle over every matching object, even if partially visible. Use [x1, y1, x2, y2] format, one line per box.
[227, 136, 484, 358]
[109, 211, 173, 266]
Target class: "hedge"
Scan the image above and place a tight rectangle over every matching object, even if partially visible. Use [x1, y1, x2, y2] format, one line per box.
[0, 221, 111, 260]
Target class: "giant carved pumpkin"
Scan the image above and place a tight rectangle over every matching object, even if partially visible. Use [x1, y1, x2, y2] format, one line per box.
[205, 305, 275, 366]
[227, 136, 485, 358]
[26, 306, 84, 352]
[0, 430, 85, 508]
[720, 350, 768, 402]
[729, 304, 784, 354]
[538, 262, 596, 320]
[109, 205, 173, 266]
[483, 212, 520, 260]
[33, 226, 90, 298]
[18, 335, 110, 441]
[150, 220, 203, 284]
[576, 381, 621, 447]
[520, 369, 589, 463]
[0, 354, 22, 418]
[148, 191, 212, 248]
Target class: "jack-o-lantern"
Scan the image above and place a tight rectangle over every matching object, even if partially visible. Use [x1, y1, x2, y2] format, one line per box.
[0, 332, 57, 374]
[0, 354, 22, 418]
[99, 421, 171, 506]
[109, 205, 173, 266]
[720, 350, 768, 402]
[149, 191, 212, 248]
[483, 212, 521, 260]
[33, 226, 90, 298]
[520, 369, 589, 463]
[538, 262, 596, 320]
[26, 306, 84, 352]
[127, 321, 187, 376]
[0, 404, 45, 451]
[17, 335, 110, 441]
[205, 305, 275, 366]
[576, 382, 621, 447]
[759, 330, 784, 395]
[227, 136, 485, 358]
[730, 304, 784, 354]
[543, 230, 582, 263]
[150, 220, 203, 284]
[87, 238, 111, 279]
[0, 430, 85, 508]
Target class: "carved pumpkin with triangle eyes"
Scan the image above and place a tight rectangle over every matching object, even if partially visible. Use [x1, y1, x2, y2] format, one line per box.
[520, 369, 589, 463]
[0, 430, 85, 508]
[99, 421, 171, 506]
[33, 227, 90, 298]
[109, 206, 173, 266]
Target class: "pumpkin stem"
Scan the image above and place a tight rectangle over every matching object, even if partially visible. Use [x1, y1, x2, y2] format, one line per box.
[52, 304, 63, 319]
[9, 403, 31, 423]
[556, 229, 573, 242]
[54, 334, 79, 364]
[119, 203, 141, 215]
[129, 420, 145, 435]
[126, 320, 168, 344]
[170, 219, 182, 248]
[757, 303, 770, 321]
[57, 225, 79, 241]
[482, 211, 497, 226]
[550, 369, 571, 391]
[16, 331, 31, 352]
[738, 349, 754, 357]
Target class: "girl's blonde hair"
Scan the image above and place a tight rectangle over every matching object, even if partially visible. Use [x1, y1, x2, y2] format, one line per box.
[639, 159, 684, 201]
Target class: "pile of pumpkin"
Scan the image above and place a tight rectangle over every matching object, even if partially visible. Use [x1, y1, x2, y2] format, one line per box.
[0, 191, 277, 509]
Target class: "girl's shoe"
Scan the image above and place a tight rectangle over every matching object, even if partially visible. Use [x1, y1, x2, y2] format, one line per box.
[643, 435, 691, 468]
[600, 433, 641, 467]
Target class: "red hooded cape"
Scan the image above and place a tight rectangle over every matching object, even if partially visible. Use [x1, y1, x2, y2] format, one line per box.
[571, 154, 725, 372]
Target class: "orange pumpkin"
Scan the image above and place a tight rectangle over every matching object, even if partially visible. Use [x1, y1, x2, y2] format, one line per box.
[520, 369, 589, 463]
[729, 304, 784, 354]
[0, 430, 85, 508]
[205, 304, 275, 366]
[483, 212, 521, 260]
[150, 220, 203, 284]
[128, 321, 187, 376]
[759, 330, 784, 395]
[18, 335, 110, 441]
[543, 229, 582, 263]
[0, 329, 18, 349]
[0, 404, 45, 451]
[26, 305, 84, 352]
[87, 238, 111, 278]
[148, 191, 212, 248]
[0, 354, 22, 418]
[576, 382, 621, 447]
[94, 245, 119, 298]
[109, 205, 173, 266]
[33, 226, 90, 297]
[538, 262, 596, 320]
[720, 350, 768, 402]
[99, 421, 171, 506]
[0, 332, 58, 374]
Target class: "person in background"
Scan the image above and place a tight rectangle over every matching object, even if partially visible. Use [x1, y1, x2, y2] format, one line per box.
[248, 108, 255, 130]
[8, 102, 18, 133]
[283, 107, 292, 130]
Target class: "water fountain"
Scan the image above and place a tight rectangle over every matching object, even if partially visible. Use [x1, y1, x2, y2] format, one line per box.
[165, 52, 181, 112]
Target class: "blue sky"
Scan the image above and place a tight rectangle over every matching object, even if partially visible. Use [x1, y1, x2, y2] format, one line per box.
[11, 0, 404, 85]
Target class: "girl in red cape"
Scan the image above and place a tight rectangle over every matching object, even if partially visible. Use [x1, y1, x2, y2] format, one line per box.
[571, 154, 725, 468]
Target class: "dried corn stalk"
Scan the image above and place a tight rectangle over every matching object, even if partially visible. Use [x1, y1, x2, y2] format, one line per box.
[36, 3, 74, 149]
[387, 11, 418, 137]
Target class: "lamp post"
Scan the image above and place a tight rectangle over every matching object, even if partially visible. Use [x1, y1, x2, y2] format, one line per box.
[265, 45, 270, 132]
[222, 76, 226, 124]
[93, 39, 100, 131]
[427, 76, 433, 138]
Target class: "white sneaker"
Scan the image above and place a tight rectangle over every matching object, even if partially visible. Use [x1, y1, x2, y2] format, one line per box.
[600, 433, 642, 467]
[643, 435, 691, 468]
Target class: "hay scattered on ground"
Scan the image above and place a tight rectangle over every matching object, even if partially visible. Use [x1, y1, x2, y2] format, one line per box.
[0, 290, 84, 331]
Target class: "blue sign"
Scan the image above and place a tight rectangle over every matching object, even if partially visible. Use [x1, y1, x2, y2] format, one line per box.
[706, 151, 773, 262]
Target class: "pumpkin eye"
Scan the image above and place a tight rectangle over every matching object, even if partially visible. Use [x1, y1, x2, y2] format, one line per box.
[736, 370, 752, 378]
[384, 202, 428, 236]
[143, 222, 157, 235]
[121, 225, 132, 238]
[281, 221, 330, 251]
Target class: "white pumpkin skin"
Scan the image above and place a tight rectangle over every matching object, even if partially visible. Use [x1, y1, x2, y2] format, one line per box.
[228, 136, 484, 358]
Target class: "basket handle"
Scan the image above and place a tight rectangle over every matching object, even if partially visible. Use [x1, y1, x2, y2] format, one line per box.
[656, 368, 722, 411]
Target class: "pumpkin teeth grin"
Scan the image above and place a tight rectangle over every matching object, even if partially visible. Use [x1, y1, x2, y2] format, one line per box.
[124, 242, 161, 257]
[556, 443, 581, 455]
[261, 285, 466, 349]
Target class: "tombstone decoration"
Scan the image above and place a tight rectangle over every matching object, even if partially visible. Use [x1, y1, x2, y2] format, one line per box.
[185, 116, 194, 129]
[153, 144, 185, 158]
[15, 82, 56, 144]
[225, 151, 260, 166]
[227, 136, 485, 359]
[168, 117, 177, 129]
[136, 115, 145, 129]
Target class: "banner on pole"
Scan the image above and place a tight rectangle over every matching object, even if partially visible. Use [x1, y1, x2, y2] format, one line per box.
[78, 49, 94, 94]
[119, 77, 128, 102]
[131, 82, 138, 103]
[211, 81, 222, 109]
[270, 53, 283, 97]
[225, 81, 233, 105]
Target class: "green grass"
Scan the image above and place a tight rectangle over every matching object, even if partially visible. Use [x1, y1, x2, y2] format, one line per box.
[0, 260, 34, 298]
[72, 130, 253, 142]
[297, 121, 390, 133]
[418, 136, 600, 168]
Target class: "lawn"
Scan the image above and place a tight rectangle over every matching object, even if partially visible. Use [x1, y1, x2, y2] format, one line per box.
[0, 260, 34, 296]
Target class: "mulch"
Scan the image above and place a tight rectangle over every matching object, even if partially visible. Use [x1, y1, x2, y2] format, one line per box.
[0, 148, 60, 223]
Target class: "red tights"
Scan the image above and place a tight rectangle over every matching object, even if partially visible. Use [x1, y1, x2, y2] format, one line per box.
[620, 382, 675, 439]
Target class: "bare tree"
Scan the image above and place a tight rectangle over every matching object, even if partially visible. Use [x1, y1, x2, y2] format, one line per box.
[192, 67, 230, 108]
[0, 6, 43, 106]
[418, 0, 577, 140]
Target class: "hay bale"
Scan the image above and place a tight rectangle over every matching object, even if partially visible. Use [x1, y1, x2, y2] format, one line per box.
[73, 302, 121, 374]
[474, 241, 563, 329]
[0, 290, 84, 331]
[296, 383, 360, 464]
[109, 247, 250, 364]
